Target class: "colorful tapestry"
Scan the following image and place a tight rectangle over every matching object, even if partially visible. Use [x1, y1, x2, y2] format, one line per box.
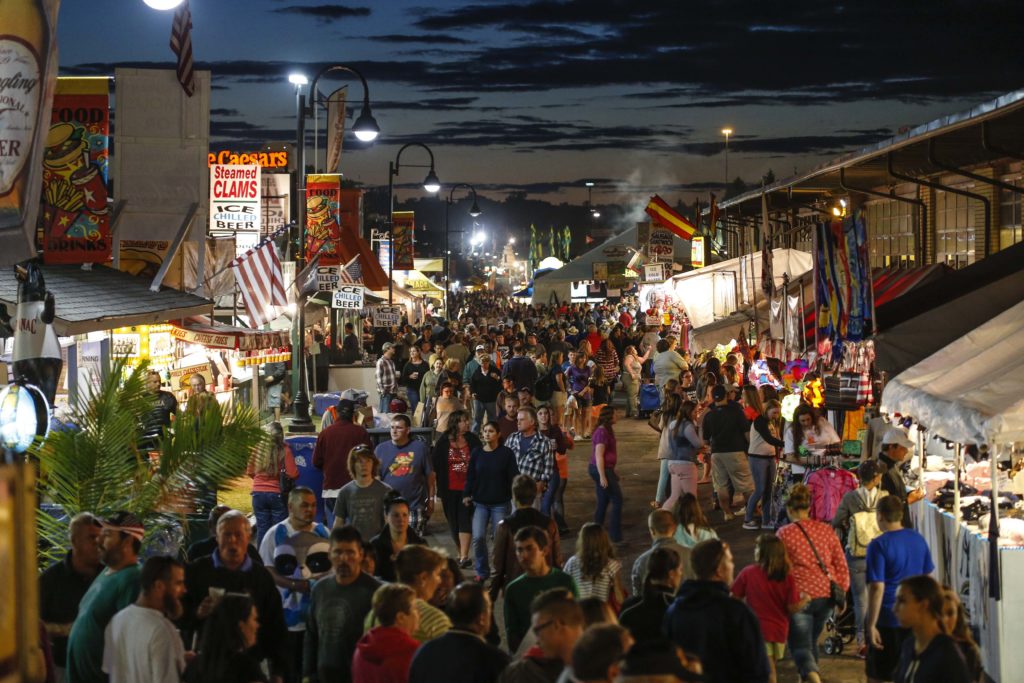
[814, 211, 873, 362]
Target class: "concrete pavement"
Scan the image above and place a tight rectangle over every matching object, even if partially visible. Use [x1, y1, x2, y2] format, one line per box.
[426, 404, 868, 682]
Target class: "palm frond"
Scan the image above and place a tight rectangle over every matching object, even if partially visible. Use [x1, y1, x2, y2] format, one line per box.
[33, 357, 266, 566]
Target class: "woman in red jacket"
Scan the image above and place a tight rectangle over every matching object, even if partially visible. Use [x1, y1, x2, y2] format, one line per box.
[353, 584, 421, 683]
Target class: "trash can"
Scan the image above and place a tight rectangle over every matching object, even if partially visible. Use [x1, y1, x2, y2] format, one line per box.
[286, 435, 325, 524]
[313, 392, 341, 416]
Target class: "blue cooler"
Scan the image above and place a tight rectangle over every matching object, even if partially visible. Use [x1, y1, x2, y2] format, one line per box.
[285, 436, 324, 524]
[313, 392, 341, 416]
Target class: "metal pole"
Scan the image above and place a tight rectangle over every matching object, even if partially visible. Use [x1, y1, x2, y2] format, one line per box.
[290, 91, 313, 431]
[388, 160, 394, 305]
[444, 198, 451, 316]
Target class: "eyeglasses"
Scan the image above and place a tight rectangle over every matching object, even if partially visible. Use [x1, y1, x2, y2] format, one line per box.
[531, 619, 556, 636]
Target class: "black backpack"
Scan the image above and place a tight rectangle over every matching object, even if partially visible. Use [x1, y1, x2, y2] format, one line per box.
[535, 368, 557, 401]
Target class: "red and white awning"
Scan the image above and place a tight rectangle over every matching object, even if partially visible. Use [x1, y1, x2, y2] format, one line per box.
[171, 317, 289, 351]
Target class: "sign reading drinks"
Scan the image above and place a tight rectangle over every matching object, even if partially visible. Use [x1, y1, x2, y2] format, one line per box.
[332, 285, 363, 310]
[209, 164, 261, 255]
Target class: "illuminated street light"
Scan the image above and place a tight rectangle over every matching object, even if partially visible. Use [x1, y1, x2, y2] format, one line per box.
[288, 73, 309, 86]
[143, 0, 183, 9]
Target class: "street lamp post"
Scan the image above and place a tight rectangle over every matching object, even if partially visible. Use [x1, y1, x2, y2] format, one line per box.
[387, 143, 441, 305]
[444, 183, 481, 316]
[287, 65, 379, 432]
[721, 127, 733, 254]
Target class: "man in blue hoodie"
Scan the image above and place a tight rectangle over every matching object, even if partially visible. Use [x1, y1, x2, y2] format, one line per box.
[663, 539, 770, 683]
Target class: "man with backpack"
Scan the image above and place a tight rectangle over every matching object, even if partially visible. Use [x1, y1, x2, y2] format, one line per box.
[832, 460, 884, 659]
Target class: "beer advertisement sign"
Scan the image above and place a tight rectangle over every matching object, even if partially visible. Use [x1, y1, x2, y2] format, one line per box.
[210, 163, 261, 256]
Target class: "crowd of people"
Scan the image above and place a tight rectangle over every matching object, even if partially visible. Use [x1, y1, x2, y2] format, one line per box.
[38, 293, 984, 683]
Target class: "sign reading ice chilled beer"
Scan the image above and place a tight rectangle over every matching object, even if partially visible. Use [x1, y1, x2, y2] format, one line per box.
[332, 285, 364, 310]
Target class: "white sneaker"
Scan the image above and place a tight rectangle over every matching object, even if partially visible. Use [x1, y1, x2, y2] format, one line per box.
[722, 511, 734, 521]
[742, 520, 760, 530]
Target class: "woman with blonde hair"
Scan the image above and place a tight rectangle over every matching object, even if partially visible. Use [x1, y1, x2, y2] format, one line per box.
[563, 523, 627, 608]
[246, 421, 297, 546]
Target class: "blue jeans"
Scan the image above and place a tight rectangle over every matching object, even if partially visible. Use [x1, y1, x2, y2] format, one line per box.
[848, 556, 868, 644]
[541, 469, 560, 517]
[406, 387, 420, 416]
[788, 596, 833, 677]
[252, 491, 287, 547]
[745, 456, 777, 524]
[656, 459, 670, 505]
[472, 501, 510, 578]
[379, 392, 394, 414]
[588, 463, 623, 542]
[472, 400, 497, 432]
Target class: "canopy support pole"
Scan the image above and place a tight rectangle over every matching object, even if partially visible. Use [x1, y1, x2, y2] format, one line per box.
[150, 203, 198, 292]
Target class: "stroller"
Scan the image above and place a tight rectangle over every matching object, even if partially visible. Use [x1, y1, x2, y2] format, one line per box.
[822, 590, 857, 655]
[638, 365, 660, 418]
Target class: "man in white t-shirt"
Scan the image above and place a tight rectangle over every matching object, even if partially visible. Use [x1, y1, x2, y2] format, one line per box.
[102, 556, 186, 683]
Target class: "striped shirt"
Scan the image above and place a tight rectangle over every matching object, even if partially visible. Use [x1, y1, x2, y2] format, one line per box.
[364, 598, 451, 642]
[562, 556, 621, 601]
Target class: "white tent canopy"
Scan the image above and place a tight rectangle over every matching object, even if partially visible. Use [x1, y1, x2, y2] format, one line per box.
[643, 248, 812, 329]
[881, 298, 1024, 444]
[532, 225, 691, 304]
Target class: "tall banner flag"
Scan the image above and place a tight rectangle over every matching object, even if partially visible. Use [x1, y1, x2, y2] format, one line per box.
[209, 163, 260, 256]
[548, 225, 555, 259]
[814, 211, 873, 362]
[229, 240, 287, 328]
[305, 173, 342, 265]
[561, 225, 571, 260]
[41, 78, 112, 264]
[645, 195, 695, 240]
[761, 191, 774, 297]
[391, 210, 415, 270]
[169, 0, 195, 96]
[325, 86, 347, 174]
[708, 193, 720, 232]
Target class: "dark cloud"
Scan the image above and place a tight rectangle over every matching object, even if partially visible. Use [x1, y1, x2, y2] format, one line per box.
[210, 108, 241, 117]
[271, 5, 371, 23]
[366, 33, 473, 45]
[676, 130, 894, 157]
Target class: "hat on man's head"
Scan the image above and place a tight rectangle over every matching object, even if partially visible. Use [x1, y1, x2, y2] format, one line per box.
[475, 344, 487, 352]
[340, 388, 368, 404]
[102, 512, 145, 542]
[882, 428, 914, 450]
[711, 385, 727, 401]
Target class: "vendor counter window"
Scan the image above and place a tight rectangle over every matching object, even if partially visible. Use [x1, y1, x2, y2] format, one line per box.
[935, 188, 977, 269]
[865, 197, 916, 268]
[999, 175, 1023, 251]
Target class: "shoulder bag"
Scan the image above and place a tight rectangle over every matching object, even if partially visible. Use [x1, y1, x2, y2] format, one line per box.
[794, 521, 846, 610]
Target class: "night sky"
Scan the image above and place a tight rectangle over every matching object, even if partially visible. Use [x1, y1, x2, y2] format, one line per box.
[58, 1, 1024, 217]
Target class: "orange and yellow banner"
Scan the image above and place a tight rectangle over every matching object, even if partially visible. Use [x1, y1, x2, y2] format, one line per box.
[645, 194, 695, 241]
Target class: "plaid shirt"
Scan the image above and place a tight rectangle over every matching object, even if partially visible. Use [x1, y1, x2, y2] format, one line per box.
[376, 356, 398, 394]
[505, 430, 554, 483]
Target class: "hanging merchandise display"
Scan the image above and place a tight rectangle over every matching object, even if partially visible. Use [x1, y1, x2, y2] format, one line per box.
[814, 210, 874, 363]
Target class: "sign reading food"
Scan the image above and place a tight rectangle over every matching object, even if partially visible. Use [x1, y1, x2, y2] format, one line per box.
[40, 78, 112, 264]
[169, 362, 214, 392]
[306, 174, 342, 265]
[391, 210, 415, 271]
[209, 164, 261, 255]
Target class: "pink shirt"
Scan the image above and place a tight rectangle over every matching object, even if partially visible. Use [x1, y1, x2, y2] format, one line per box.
[247, 445, 298, 493]
[590, 426, 617, 469]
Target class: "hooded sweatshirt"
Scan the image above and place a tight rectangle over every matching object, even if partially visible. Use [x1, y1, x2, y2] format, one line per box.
[663, 579, 770, 683]
[352, 626, 420, 683]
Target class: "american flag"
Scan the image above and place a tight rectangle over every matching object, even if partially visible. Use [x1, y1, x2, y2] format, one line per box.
[229, 241, 287, 328]
[339, 255, 363, 284]
[170, 0, 195, 96]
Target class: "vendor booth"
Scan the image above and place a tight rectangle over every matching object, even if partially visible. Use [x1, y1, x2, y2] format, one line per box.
[531, 224, 690, 304]
[881, 298, 1024, 682]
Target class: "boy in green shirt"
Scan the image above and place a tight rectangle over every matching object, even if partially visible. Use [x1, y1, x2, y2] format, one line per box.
[503, 525, 577, 651]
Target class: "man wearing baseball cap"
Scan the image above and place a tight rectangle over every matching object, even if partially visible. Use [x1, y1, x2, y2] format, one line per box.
[67, 512, 144, 683]
[877, 428, 923, 528]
